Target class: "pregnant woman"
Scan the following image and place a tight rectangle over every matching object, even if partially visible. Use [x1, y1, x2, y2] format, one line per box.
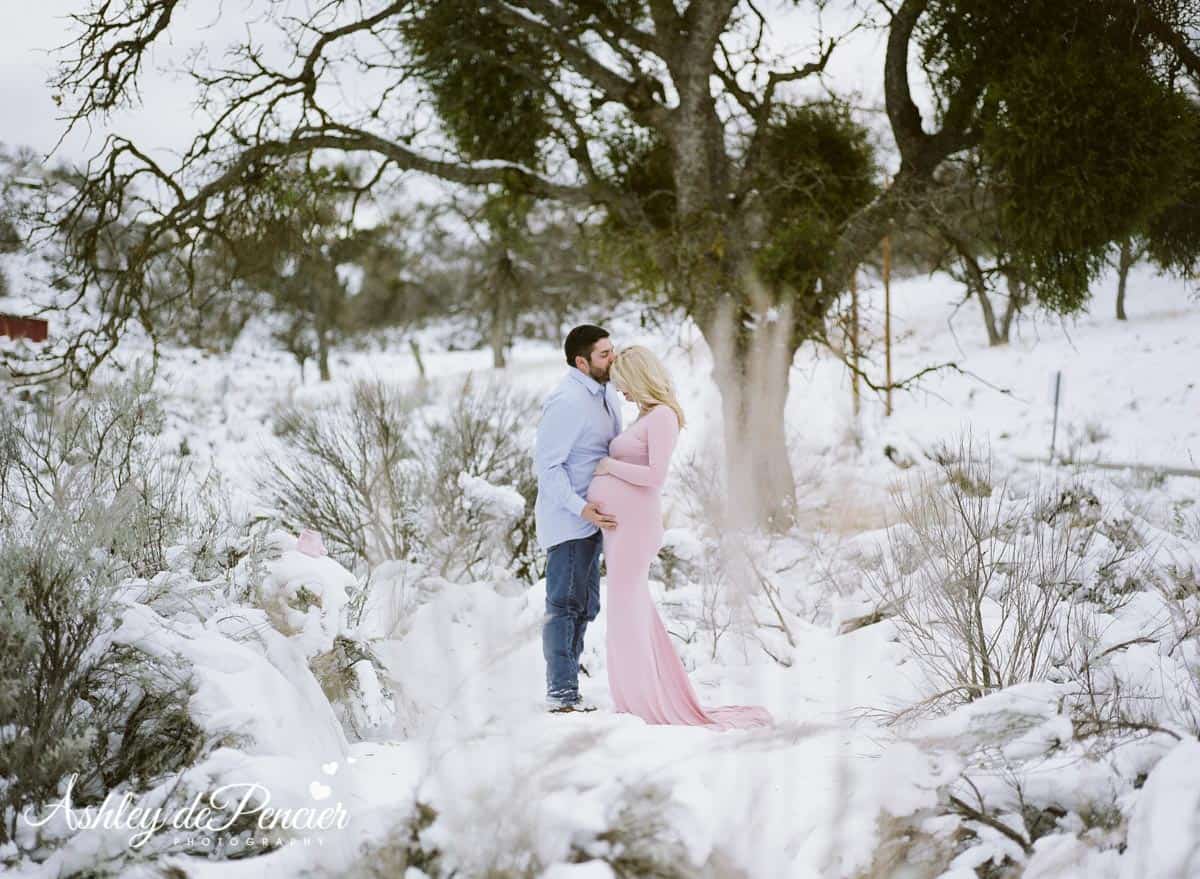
[586, 346, 774, 732]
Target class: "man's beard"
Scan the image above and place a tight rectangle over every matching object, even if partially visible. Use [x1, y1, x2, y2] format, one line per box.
[588, 363, 610, 383]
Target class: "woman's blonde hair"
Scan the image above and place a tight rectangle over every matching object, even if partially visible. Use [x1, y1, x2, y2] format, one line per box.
[610, 345, 687, 429]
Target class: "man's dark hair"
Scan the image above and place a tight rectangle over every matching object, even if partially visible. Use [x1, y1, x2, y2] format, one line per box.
[564, 324, 610, 368]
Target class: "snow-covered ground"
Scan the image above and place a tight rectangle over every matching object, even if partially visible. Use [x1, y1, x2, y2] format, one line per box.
[3, 262, 1199, 878]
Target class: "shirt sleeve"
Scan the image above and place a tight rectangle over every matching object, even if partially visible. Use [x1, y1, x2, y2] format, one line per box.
[604, 406, 679, 489]
[534, 391, 588, 518]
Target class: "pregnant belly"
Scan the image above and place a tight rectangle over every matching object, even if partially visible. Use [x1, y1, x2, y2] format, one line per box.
[586, 474, 660, 520]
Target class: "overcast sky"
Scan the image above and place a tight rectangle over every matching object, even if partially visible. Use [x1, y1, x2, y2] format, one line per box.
[0, 2, 896, 173]
[1, 1, 288, 165]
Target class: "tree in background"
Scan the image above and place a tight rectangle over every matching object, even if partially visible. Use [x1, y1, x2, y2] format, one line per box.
[218, 162, 386, 381]
[901, 153, 1031, 347]
[19, 0, 1200, 526]
[1111, 110, 1200, 320]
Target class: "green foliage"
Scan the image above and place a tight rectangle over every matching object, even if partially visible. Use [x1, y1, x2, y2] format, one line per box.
[605, 128, 677, 233]
[982, 43, 1192, 308]
[1145, 103, 1200, 278]
[0, 513, 203, 846]
[597, 104, 877, 329]
[0, 522, 112, 843]
[919, 0, 1197, 311]
[750, 103, 878, 299]
[402, 1, 553, 165]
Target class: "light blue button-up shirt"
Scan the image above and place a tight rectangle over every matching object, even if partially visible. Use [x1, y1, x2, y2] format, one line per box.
[533, 368, 622, 551]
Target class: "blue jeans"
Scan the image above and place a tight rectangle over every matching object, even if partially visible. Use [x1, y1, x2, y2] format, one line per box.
[542, 530, 602, 705]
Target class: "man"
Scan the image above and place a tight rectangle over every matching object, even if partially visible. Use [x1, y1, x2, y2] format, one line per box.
[534, 324, 621, 713]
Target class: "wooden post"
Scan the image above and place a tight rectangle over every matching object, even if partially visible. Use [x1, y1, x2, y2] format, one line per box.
[409, 338, 426, 380]
[1049, 370, 1062, 462]
[883, 233, 893, 417]
[850, 269, 860, 417]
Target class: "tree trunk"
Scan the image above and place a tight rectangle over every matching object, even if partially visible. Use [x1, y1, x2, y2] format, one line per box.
[317, 329, 331, 382]
[953, 243, 1004, 346]
[409, 338, 426, 380]
[314, 297, 332, 381]
[974, 284, 1003, 347]
[1116, 238, 1133, 321]
[999, 269, 1024, 343]
[702, 312, 799, 532]
[308, 274, 333, 382]
[490, 250, 512, 369]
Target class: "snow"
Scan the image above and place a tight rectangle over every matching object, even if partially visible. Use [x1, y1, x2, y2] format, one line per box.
[259, 532, 356, 658]
[1122, 740, 1200, 879]
[3, 261, 1200, 876]
[456, 471, 526, 520]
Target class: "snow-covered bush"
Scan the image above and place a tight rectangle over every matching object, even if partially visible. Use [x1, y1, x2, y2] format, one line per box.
[0, 520, 120, 843]
[249, 529, 397, 740]
[0, 369, 192, 578]
[262, 378, 429, 569]
[0, 516, 206, 847]
[347, 771, 707, 879]
[262, 374, 539, 583]
[869, 435, 1112, 709]
[340, 800, 444, 879]
[421, 374, 540, 582]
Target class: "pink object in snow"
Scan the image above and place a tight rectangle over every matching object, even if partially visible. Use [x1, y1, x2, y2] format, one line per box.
[296, 529, 328, 557]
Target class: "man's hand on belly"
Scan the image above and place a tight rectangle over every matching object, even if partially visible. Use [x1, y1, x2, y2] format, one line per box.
[582, 502, 618, 530]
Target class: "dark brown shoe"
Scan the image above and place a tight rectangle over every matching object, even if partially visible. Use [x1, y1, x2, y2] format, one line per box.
[547, 700, 598, 713]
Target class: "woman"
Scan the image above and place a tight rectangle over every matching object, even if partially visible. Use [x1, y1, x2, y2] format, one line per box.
[587, 346, 774, 731]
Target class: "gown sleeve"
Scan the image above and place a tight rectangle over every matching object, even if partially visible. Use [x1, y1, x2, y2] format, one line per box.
[603, 406, 680, 489]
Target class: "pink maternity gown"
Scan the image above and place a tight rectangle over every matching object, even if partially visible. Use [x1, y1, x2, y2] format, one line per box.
[586, 404, 774, 732]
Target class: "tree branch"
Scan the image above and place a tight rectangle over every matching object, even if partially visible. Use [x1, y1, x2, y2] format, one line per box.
[491, 0, 673, 130]
[51, 0, 184, 144]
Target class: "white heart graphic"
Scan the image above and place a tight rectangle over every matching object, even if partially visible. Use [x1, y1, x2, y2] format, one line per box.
[309, 781, 331, 801]
[322, 761, 338, 776]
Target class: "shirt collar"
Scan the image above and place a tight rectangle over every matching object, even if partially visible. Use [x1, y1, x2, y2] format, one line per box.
[568, 367, 606, 396]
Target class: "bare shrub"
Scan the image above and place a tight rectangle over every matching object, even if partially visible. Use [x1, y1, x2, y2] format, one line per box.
[342, 801, 444, 879]
[568, 781, 698, 878]
[0, 375, 228, 848]
[343, 778, 740, 879]
[1059, 602, 1179, 748]
[1149, 549, 1200, 738]
[0, 520, 116, 843]
[263, 375, 540, 583]
[308, 633, 396, 739]
[849, 811, 957, 879]
[262, 378, 429, 569]
[0, 368, 164, 521]
[672, 444, 801, 664]
[868, 432, 1099, 708]
[422, 374, 541, 582]
[0, 369, 193, 578]
[80, 643, 206, 795]
[1170, 503, 1200, 542]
